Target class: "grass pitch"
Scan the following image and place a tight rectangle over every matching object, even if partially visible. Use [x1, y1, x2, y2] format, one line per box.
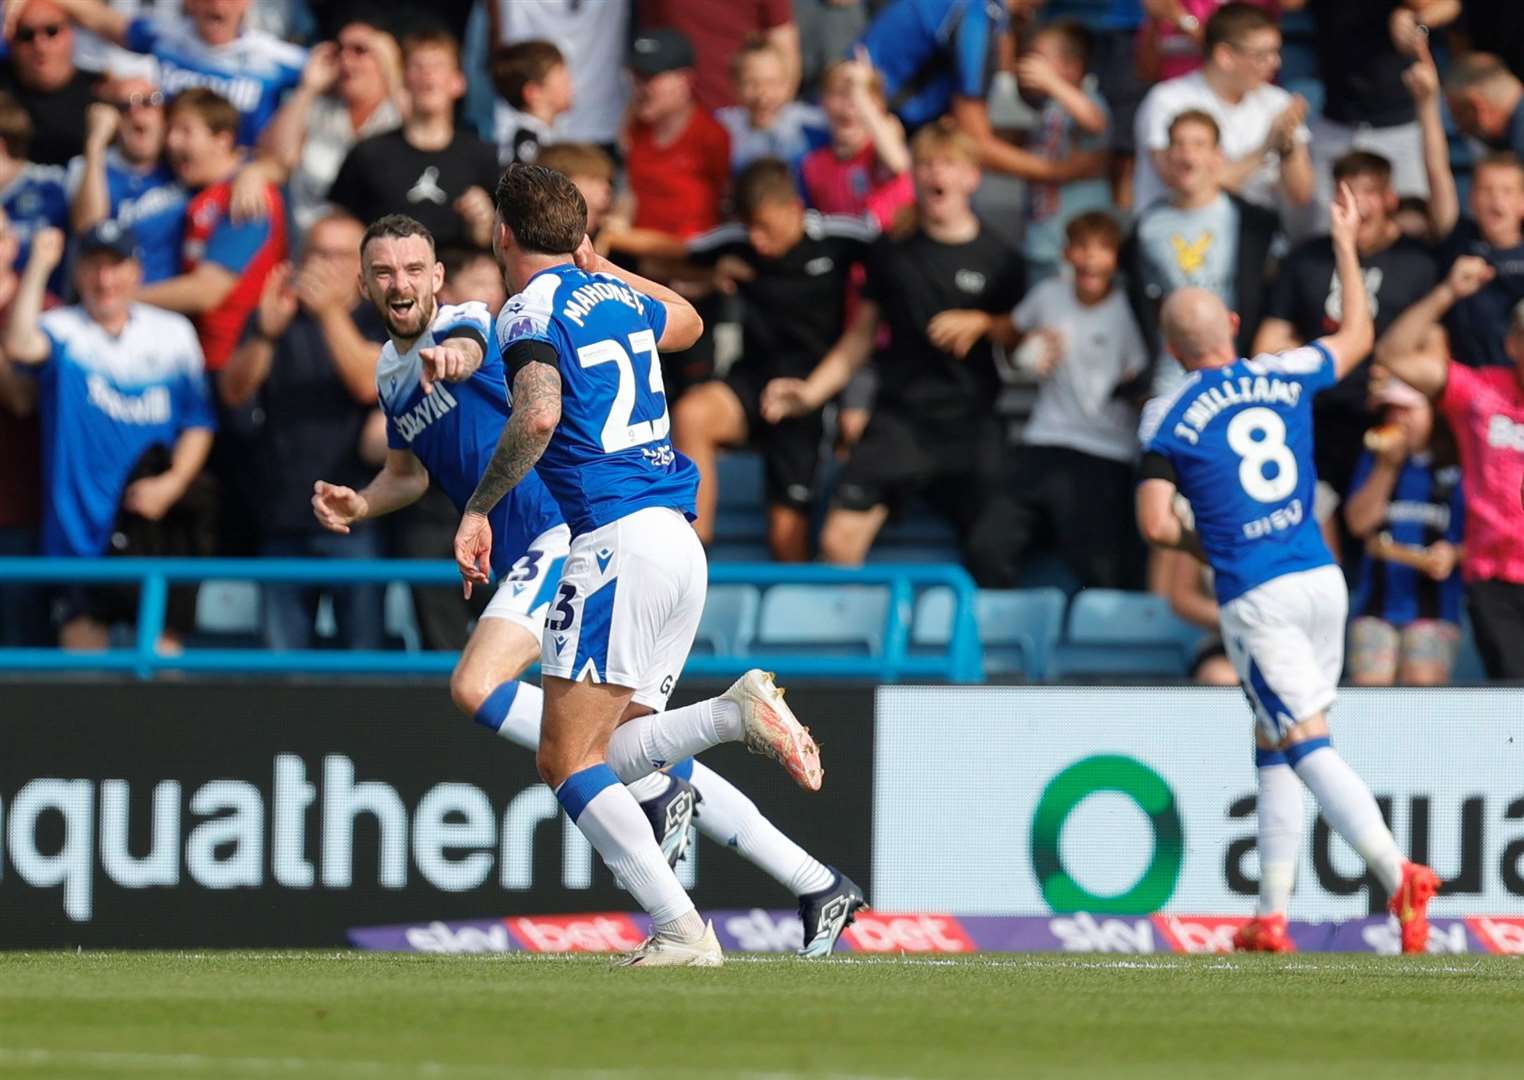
[1, 952, 1520, 1079]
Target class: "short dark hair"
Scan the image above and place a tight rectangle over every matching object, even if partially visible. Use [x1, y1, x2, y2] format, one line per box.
[1204, 3, 1278, 56]
[401, 27, 460, 69]
[491, 40, 565, 111]
[1168, 108, 1221, 146]
[735, 157, 800, 222]
[0, 92, 32, 159]
[1333, 150, 1393, 186]
[1065, 210, 1123, 249]
[1032, 19, 1092, 68]
[168, 87, 240, 140]
[361, 213, 436, 260]
[1474, 150, 1524, 181]
[493, 162, 587, 255]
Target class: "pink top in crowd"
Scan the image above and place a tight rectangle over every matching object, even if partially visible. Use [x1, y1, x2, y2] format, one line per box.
[799, 142, 915, 230]
[1146, 0, 1282, 81]
[1440, 362, 1524, 586]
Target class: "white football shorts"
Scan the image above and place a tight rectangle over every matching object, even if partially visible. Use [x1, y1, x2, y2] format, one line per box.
[480, 523, 572, 636]
[1220, 564, 1347, 742]
[538, 506, 706, 710]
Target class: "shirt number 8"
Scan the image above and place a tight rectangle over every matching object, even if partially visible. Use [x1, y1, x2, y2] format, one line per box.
[1226, 407, 1297, 503]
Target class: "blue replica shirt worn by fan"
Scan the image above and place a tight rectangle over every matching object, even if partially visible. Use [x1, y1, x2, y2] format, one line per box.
[65, 150, 188, 284]
[495, 264, 698, 537]
[857, 0, 1007, 130]
[377, 301, 563, 578]
[1, 162, 69, 289]
[125, 17, 305, 146]
[1140, 344, 1339, 604]
[1348, 452, 1465, 626]
[35, 304, 215, 557]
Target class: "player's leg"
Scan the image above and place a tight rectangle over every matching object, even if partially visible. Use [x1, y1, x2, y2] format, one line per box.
[1395, 619, 1459, 687]
[1346, 616, 1400, 687]
[671, 379, 749, 546]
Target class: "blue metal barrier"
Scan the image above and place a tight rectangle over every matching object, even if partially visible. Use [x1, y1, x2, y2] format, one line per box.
[0, 558, 982, 683]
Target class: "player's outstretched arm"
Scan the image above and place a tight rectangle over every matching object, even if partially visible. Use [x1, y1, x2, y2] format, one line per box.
[572, 239, 703, 351]
[1318, 182, 1375, 382]
[312, 450, 429, 534]
[1373, 255, 1494, 399]
[418, 334, 483, 395]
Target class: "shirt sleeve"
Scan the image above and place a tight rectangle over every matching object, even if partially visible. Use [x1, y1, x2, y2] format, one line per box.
[434, 301, 492, 351]
[385, 411, 407, 450]
[641, 289, 670, 344]
[124, 17, 160, 54]
[1257, 340, 1338, 393]
[952, 1, 1000, 100]
[759, 0, 793, 30]
[1438, 359, 1478, 421]
[175, 336, 217, 433]
[204, 214, 272, 272]
[1135, 86, 1170, 153]
[1011, 286, 1042, 332]
[982, 253, 1026, 314]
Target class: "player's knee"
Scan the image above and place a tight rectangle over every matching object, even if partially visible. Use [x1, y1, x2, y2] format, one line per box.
[448, 664, 488, 718]
[535, 744, 573, 788]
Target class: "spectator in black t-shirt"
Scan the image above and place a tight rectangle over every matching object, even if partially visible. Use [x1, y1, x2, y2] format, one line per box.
[328, 28, 500, 251]
[0, 0, 97, 166]
[219, 212, 388, 651]
[1254, 151, 1439, 495]
[1409, 46, 1524, 368]
[762, 123, 1023, 582]
[1292, 0, 1456, 238]
[674, 158, 877, 562]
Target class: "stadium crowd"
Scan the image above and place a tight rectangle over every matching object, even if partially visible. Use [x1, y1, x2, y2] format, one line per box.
[0, 0, 1521, 684]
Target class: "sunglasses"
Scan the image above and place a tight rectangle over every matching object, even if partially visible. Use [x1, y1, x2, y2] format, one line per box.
[15, 22, 65, 44]
[109, 90, 166, 110]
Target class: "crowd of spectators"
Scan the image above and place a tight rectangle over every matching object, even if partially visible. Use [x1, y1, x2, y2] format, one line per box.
[0, 0, 1522, 687]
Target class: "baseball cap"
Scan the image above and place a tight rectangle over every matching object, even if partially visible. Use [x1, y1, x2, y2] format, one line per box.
[78, 220, 138, 260]
[628, 28, 694, 78]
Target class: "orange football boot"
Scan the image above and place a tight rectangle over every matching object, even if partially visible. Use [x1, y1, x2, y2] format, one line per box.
[1389, 861, 1440, 954]
[1233, 914, 1296, 953]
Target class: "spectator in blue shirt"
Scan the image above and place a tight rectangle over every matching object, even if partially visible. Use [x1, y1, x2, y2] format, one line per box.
[0, 91, 68, 289]
[32, 0, 306, 147]
[67, 76, 187, 285]
[3, 223, 216, 652]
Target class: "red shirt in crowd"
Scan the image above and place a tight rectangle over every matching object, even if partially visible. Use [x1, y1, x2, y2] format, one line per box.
[800, 142, 915, 230]
[641, 0, 793, 112]
[1440, 360, 1524, 585]
[183, 180, 288, 371]
[626, 109, 731, 240]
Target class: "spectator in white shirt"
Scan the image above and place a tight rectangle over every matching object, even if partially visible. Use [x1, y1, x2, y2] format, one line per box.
[716, 38, 827, 173]
[1132, 3, 1313, 212]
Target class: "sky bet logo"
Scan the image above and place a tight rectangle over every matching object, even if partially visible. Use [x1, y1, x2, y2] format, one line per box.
[0, 755, 696, 922]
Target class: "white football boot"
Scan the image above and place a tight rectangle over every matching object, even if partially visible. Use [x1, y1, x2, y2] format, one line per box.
[613, 921, 724, 968]
[725, 669, 824, 791]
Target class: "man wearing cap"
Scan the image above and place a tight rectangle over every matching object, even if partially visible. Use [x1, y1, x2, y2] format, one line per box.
[623, 28, 730, 246]
[1375, 255, 1524, 679]
[2, 222, 216, 651]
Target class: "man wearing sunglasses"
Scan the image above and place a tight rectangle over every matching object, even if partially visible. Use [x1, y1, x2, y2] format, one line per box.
[66, 75, 187, 284]
[0, 0, 98, 166]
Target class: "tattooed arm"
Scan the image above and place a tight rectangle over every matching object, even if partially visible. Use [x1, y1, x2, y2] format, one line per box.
[453, 361, 563, 594]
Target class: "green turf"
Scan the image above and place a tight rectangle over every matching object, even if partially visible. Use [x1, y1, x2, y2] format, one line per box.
[0, 952, 1521, 1079]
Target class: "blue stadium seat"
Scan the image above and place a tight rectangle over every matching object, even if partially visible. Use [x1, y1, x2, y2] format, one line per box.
[194, 580, 261, 637]
[693, 584, 760, 656]
[757, 584, 888, 655]
[1453, 615, 1487, 683]
[1053, 589, 1203, 678]
[713, 451, 767, 544]
[914, 587, 1066, 679]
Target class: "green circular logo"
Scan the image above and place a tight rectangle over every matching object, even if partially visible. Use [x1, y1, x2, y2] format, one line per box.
[1030, 755, 1184, 913]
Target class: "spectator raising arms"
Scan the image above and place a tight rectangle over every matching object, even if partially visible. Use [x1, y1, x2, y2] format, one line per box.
[30, 0, 306, 147]
[67, 77, 188, 285]
[716, 38, 827, 174]
[676, 158, 878, 562]
[259, 17, 405, 240]
[762, 123, 1023, 584]
[4, 224, 215, 651]
[219, 212, 389, 652]
[327, 29, 500, 253]
[490, 39, 572, 166]
[1342, 374, 1464, 687]
[1132, 3, 1312, 212]
[1123, 109, 1278, 395]
[139, 88, 286, 374]
[798, 56, 912, 229]
[1253, 151, 1439, 496]
[0, 0, 98, 166]
[1375, 256, 1524, 680]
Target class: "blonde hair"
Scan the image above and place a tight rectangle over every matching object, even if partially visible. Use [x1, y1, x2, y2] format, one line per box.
[819, 59, 885, 105]
[910, 120, 979, 167]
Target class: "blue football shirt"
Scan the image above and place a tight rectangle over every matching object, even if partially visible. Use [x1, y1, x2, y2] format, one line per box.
[1141, 344, 1339, 603]
[35, 304, 215, 556]
[857, 0, 1006, 130]
[377, 301, 563, 577]
[66, 150, 188, 284]
[495, 264, 698, 537]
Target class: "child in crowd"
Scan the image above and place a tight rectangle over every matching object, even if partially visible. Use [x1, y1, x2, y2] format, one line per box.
[716, 38, 828, 173]
[1343, 374, 1465, 686]
[534, 142, 615, 239]
[799, 54, 913, 229]
[1017, 20, 1111, 283]
[490, 39, 573, 165]
[932, 210, 1149, 589]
